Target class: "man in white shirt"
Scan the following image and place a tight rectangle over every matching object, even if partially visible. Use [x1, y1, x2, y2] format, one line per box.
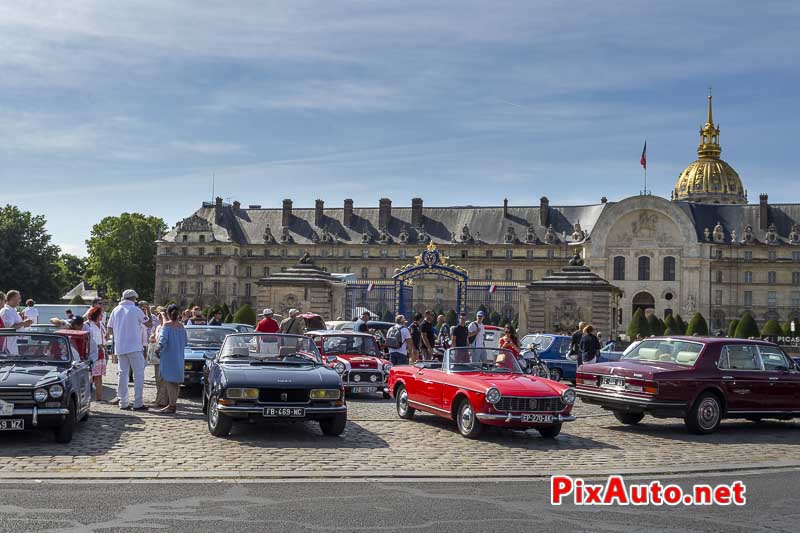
[387, 315, 414, 366]
[22, 299, 39, 324]
[0, 291, 33, 354]
[468, 311, 487, 348]
[107, 289, 152, 410]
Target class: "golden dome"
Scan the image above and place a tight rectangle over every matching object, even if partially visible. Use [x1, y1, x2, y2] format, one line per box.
[673, 94, 747, 204]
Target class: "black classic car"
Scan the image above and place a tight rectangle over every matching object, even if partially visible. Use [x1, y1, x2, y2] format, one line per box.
[201, 333, 347, 437]
[0, 331, 92, 442]
[183, 325, 238, 385]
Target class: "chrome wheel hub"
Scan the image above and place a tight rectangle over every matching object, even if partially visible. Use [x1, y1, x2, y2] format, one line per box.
[398, 389, 408, 414]
[698, 398, 719, 429]
[460, 404, 474, 432]
[209, 398, 219, 427]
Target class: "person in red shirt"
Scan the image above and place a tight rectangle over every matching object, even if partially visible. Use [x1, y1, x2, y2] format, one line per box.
[256, 308, 279, 333]
[498, 324, 521, 357]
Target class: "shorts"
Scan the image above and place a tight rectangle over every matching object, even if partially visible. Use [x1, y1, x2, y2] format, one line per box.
[92, 359, 107, 377]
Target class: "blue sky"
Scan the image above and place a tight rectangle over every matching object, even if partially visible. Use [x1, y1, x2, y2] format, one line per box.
[1, 1, 798, 256]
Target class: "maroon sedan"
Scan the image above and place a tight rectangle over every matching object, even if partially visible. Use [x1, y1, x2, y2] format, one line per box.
[576, 336, 800, 434]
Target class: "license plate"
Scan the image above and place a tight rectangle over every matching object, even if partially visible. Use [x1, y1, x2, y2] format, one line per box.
[350, 386, 377, 393]
[0, 419, 24, 430]
[0, 400, 13, 417]
[263, 407, 305, 417]
[521, 414, 553, 423]
[601, 376, 625, 388]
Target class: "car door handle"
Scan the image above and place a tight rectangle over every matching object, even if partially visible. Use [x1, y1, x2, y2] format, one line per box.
[722, 376, 734, 380]
[768, 377, 779, 381]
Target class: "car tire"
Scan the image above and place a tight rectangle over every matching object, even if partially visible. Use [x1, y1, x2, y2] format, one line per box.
[207, 394, 232, 437]
[79, 406, 90, 423]
[396, 385, 415, 420]
[319, 414, 347, 436]
[685, 392, 722, 434]
[613, 411, 645, 425]
[456, 398, 483, 439]
[549, 368, 563, 382]
[54, 398, 77, 443]
[201, 392, 208, 414]
[537, 423, 562, 439]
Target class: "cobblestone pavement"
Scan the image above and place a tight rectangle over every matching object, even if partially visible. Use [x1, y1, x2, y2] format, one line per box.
[1, 362, 799, 478]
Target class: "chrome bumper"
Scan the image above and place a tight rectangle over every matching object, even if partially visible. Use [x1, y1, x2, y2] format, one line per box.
[2, 407, 70, 427]
[216, 404, 347, 415]
[475, 413, 576, 423]
[577, 388, 684, 408]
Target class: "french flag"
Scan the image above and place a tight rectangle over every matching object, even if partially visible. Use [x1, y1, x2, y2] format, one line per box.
[488, 285, 497, 294]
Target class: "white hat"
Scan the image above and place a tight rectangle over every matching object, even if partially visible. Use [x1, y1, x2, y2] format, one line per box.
[121, 289, 138, 301]
[289, 308, 300, 316]
[263, 308, 274, 316]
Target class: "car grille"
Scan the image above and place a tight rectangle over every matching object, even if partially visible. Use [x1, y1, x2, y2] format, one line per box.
[495, 396, 565, 413]
[0, 389, 35, 406]
[346, 371, 383, 383]
[259, 388, 309, 403]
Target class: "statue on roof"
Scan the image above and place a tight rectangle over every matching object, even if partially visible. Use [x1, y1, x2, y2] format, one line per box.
[460, 224, 474, 244]
[712, 222, 724, 243]
[765, 223, 778, 244]
[571, 222, 583, 242]
[280, 226, 294, 244]
[503, 225, 517, 244]
[298, 250, 313, 264]
[525, 225, 537, 244]
[568, 251, 585, 267]
[544, 225, 557, 244]
[789, 224, 800, 244]
[263, 224, 276, 244]
[742, 225, 754, 244]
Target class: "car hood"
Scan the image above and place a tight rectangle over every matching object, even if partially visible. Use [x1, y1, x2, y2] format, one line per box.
[580, 360, 690, 380]
[220, 363, 341, 388]
[0, 362, 67, 388]
[455, 372, 567, 396]
[184, 346, 220, 360]
[328, 354, 381, 369]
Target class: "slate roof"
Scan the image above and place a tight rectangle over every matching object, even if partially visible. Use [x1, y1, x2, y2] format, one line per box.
[162, 200, 800, 246]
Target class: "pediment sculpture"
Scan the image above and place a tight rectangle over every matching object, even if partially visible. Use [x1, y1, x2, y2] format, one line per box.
[544, 225, 557, 244]
[503, 225, 517, 244]
[280, 226, 294, 244]
[175, 214, 211, 232]
[765, 223, 778, 244]
[789, 224, 800, 244]
[742, 225, 754, 244]
[712, 222, 725, 243]
[263, 224, 276, 244]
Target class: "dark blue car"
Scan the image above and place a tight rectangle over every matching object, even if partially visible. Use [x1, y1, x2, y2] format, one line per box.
[520, 334, 623, 383]
[183, 326, 238, 385]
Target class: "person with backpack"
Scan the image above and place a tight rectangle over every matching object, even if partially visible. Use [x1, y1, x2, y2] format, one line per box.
[467, 310, 486, 347]
[385, 315, 413, 365]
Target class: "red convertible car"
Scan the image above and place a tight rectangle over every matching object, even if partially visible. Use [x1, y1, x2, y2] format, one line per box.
[577, 336, 800, 434]
[388, 347, 576, 439]
[309, 330, 392, 398]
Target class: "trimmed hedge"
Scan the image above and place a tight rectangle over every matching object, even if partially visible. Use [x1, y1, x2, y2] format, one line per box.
[685, 313, 708, 336]
[627, 308, 650, 338]
[734, 312, 760, 339]
[727, 319, 739, 338]
[663, 314, 679, 335]
[761, 319, 782, 337]
[232, 304, 257, 326]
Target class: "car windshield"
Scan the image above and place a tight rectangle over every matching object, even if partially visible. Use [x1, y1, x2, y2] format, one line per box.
[186, 328, 235, 346]
[446, 347, 522, 373]
[0, 334, 73, 362]
[319, 335, 380, 356]
[521, 334, 554, 351]
[622, 339, 704, 366]
[220, 334, 322, 364]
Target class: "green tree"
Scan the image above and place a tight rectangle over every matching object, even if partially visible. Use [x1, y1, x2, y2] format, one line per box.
[627, 308, 650, 338]
[685, 313, 708, 336]
[727, 319, 739, 338]
[761, 319, 782, 337]
[675, 315, 687, 334]
[647, 314, 665, 336]
[663, 314, 679, 335]
[233, 304, 257, 326]
[68, 295, 86, 305]
[85, 213, 167, 302]
[0, 205, 63, 301]
[55, 253, 88, 296]
[734, 312, 760, 339]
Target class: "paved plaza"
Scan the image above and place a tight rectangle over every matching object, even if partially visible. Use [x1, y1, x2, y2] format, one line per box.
[1, 363, 799, 479]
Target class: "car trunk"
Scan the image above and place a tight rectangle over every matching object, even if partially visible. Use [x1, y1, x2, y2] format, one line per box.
[580, 360, 689, 381]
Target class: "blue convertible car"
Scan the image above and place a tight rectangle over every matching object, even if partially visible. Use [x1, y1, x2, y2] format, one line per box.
[520, 334, 623, 383]
[183, 326, 238, 385]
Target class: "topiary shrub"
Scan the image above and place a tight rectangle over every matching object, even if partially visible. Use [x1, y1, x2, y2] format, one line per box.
[646, 314, 665, 336]
[221, 303, 231, 319]
[685, 313, 708, 336]
[675, 314, 687, 334]
[734, 312, 759, 339]
[69, 294, 86, 305]
[727, 319, 739, 338]
[232, 304, 257, 326]
[627, 308, 651, 339]
[663, 314, 679, 335]
[224, 313, 234, 324]
[761, 319, 782, 337]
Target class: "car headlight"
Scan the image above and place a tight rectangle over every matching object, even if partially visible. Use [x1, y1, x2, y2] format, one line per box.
[561, 388, 577, 405]
[485, 387, 501, 405]
[226, 388, 259, 400]
[334, 362, 346, 374]
[34, 388, 48, 402]
[383, 364, 392, 373]
[310, 389, 341, 400]
[48, 384, 64, 399]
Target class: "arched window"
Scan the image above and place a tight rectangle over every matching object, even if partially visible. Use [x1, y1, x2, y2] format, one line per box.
[663, 256, 676, 281]
[613, 256, 625, 280]
[638, 256, 650, 281]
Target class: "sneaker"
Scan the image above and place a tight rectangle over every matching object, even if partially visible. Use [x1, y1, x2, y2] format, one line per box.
[119, 404, 131, 410]
[131, 405, 149, 412]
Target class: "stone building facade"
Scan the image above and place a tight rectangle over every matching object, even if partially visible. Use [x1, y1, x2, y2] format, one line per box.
[155, 95, 800, 332]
